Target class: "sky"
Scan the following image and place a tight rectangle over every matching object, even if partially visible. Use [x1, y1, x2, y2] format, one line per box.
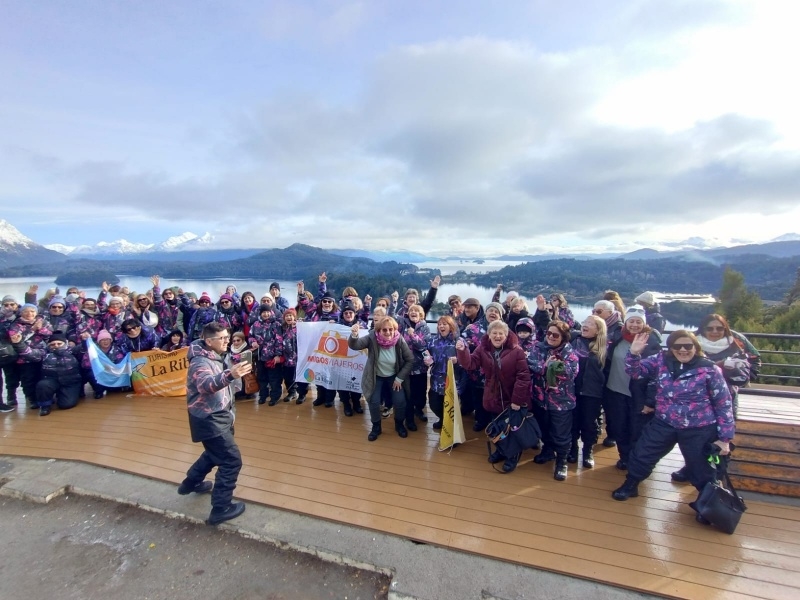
[2, 0, 799, 257]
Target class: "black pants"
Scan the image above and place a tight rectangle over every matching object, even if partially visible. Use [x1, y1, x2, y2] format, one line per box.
[266, 366, 287, 403]
[627, 418, 718, 492]
[19, 362, 42, 402]
[428, 390, 444, 420]
[470, 384, 489, 427]
[296, 381, 309, 399]
[316, 385, 336, 405]
[603, 389, 633, 460]
[256, 361, 271, 403]
[337, 390, 361, 411]
[409, 373, 428, 415]
[184, 429, 242, 510]
[2, 362, 21, 401]
[35, 377, 81, 410]
[572, 394, 602, 447]
[532, 405, 573, 459]
[369, 376, 405, 423]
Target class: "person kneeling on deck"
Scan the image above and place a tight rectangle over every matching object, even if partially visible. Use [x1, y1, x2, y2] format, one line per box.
[17, 330, 83, 417]
[181, 322, 252, 526]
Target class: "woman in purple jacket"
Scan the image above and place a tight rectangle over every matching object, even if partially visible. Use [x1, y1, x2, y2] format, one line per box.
[612, 330, 734, 522]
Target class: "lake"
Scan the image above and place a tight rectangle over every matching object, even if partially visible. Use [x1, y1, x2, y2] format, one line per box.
[0, 275, 696, 329]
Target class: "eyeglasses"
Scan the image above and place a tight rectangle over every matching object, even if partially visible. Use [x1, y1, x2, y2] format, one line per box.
[705, 326, 725, 332]
[379, 328, 396, 333]
[220, 300, 231, 305]
[208, 336, 230, 342]
[2, 303, 17, 307]
[546, 331, 561, 339]
[592, 309, 605, 315]
[672, 343, 694, 351]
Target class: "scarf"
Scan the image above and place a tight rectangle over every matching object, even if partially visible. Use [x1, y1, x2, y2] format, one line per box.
[376, 329, 400, 348]
[605, 311, 621, 329]
[230, 341, 248, 354]
[107, 306, 121, 316]
[140, 310, 158, 329]
[622, 329, 636, 343]
[696, 335, 734, 356]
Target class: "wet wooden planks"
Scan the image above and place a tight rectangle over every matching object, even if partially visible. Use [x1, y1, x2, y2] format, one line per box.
[2, 393, 800, 600]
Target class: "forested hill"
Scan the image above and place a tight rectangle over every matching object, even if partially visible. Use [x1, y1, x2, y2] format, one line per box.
[0, 243, 437, 298]
[472, 254, 799, 301]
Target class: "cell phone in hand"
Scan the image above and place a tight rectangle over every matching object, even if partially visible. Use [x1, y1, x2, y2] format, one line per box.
[239, 350, 252, 364]
[422, 350, 431, 360]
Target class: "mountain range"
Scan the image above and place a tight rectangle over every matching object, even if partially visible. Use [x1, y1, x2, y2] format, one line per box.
[1, 218, 799, 269]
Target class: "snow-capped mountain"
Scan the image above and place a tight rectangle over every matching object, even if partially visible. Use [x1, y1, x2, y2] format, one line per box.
[44, 231, 214, 256]
[0, 219, 69, 268]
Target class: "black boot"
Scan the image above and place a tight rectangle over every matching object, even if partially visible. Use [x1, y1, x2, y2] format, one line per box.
[533, 446, 555, 464]
[395, 418, 408, 438]
[488, 449, 505, 464]
[342, 398, 353, 417]
[582, 447, 595, 468]
[567, 442, 579, 464]
[352, 398, 364, 414]
[671, 466, 689, 482]
[612, 477, 640, 501]
[367, 422, 382, 442]
[405, 415, 417, 432]
[554, 458, 568, 481]
[502, 453, 520, 473]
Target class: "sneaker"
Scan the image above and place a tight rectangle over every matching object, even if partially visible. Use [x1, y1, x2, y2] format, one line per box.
[177, 480, 213, 495]
[296, 396, 306, 405]
[381, 406, 392, 419]
[0, 402, 15, 413]
[207, 502, 246, 526]
[288, 391, 299, 402]
[7, 397, 17, 406]
[93, 391, 105, 399]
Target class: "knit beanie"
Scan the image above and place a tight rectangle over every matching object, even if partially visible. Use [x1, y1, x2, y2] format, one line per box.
[634, 292, 656, 306]
[2, 294, 18, 304]
[21, 303, 38, 313]
[515, 317, 535, 333]
[283, 308, 297, 321]
[625, 306, 647, 323]
[199, 292, 212, 304]
[49, 295, 66, 308]
[270, 282, 280, 291]
[97, 330, 112, 342]
[259, 303, 273, 314]
[49, 330, 68, 344]
[219, 293, 233, 303]
[485, 302, 505, 317]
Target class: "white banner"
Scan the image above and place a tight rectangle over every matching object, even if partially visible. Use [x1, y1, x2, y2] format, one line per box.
[296, 322, 369, 393]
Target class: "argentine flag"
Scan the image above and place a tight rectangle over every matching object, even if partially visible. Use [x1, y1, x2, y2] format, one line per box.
[86, 338, 132, 388]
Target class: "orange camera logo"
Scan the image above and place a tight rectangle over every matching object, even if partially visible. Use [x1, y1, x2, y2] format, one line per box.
[316, 331, 351, 358]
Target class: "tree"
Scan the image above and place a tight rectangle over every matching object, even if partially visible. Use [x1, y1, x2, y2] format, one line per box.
[785, 267, 800, 306]
[716, 267, 763, 328]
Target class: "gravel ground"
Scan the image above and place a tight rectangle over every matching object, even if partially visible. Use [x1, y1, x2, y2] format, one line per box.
[0, 493, 390, 600]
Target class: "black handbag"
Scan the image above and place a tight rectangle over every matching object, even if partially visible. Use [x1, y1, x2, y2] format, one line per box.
[689, 451, 747, 534]
[0, 338, 17, 365]
[486, 407, 542, 463]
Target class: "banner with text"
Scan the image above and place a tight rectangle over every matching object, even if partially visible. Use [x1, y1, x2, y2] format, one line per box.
[296, 322, 368, 393]
[439, 359, 466, 451]
[130, 347, 189, 397]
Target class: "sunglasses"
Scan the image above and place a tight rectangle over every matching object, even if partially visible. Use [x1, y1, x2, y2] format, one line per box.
[124, 326, 141, 333]
[546, 331, 561, 339]
[220, 300, 231, 304]
[705, 326, 725, 332]
[321, 300, 333, 304]
[672, 343, 694, 351]
[199, 300, 210, 305]
[592, 309, 605, 315]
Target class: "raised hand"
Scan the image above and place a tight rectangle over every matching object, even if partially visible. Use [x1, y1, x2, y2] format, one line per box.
[230, 361, 252, 379]
[28, 284, 39, 294]
[151, 275, 160, 287]
[391, 291, 399, 301]
[351, 324, 360, 336]
[630, 332, 650, 356]
[319, 272, 327, 283]
[455, 338, 466, 351]
[297, 281, 304, 293]
[431, 275, 441, 289]
[101, 281, 109, 292]
[536, 295, 546, 310]
[364, 294, 372, 304]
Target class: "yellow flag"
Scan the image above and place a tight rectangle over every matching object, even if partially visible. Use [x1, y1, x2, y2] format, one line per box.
[439, 359, 466, 451]
[130, 347, 189, 397]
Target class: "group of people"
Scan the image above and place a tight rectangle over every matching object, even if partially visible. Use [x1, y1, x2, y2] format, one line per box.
[1, 276, 761, 527]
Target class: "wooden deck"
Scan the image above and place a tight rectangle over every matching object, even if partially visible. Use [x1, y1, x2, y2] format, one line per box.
[2, 391, 799, 600]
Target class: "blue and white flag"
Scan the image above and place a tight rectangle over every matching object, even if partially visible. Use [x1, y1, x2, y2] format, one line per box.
[86, 338, 132, 388]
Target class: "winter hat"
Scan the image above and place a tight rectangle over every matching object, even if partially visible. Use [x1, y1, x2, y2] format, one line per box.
[66, 293, 80, 303]
[198, 292, 212, 304]
[283, 308, 297, 321]
[219, 293, 233, 303]
[625, 306, 647, 323]
[49, 295, 66, 308]
[48, 330, 68, 345]
[321, 292, 336, 303]
[96, 330, 112, 342]
[108, 296, 124, 305]
[485, 302, 505, 317]
[463, 298, 481, 307]
[634, 292, 656, 306]
[20, 303, 38, 313]
[269, 282, 280, 291]
[259, 303, 273, 314]
[447, 294, 461, 304]
[515, 317, 535, 333]
[2, 295, 17, 304]
[341, 301, 357, 314]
